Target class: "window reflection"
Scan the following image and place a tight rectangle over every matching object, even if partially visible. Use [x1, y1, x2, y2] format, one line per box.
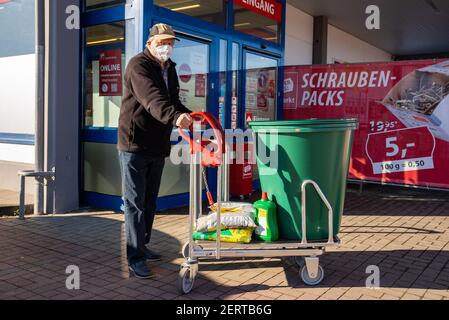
[234, 2, 280, 43]
[85, 0, 126, 11]
[172, 37, 209, 113]
[245, 53, 278, 123]
[83, 22, 126, 128]
[0, 0, 35, 57]
[154, 0, 226, 26]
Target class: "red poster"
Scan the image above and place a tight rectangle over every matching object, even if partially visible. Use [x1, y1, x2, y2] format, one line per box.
[366, 127, 435, 175]
[283, 60, 449, 189]
[195, 74, 206, 97]
[234, 0, 282, 22]
[99, 49, 122, 96]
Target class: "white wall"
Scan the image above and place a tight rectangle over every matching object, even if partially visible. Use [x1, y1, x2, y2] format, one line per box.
[284, 6, 392, 66]
[0, 54, 36, 164]
[0, 54, 36, 134]
[327, 25, 392, 64]
[0, 144, 34, 164]
[285, 3, 313, 66]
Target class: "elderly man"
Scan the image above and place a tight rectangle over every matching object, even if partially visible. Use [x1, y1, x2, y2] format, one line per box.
[118, 23, 193, 279]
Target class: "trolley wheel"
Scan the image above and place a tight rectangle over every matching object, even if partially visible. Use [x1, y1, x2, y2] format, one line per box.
[293, 256, 304, 268]
[178, 266, 195, 294]
[300, 264, 324, 286]
[182, 242, 203, 259]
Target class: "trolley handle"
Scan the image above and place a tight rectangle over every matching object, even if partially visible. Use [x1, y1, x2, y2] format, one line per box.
[178, 112, 225, 167]
[301, 180, 334, 245]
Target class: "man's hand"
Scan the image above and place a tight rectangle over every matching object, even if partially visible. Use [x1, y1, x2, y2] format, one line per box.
[176, 113, 193, 129]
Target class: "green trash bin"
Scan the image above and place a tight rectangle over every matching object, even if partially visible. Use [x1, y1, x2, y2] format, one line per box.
[248, 119, 358, 241]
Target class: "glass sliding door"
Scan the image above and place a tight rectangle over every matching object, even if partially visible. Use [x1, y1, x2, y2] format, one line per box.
[161, 33, 212, 200]
[171, 35, 210, 113]
[243, 49, 280, 184]
[83, 22, 125, 129]
[82, 21, 126, 203]
[243, 50, 279, 127]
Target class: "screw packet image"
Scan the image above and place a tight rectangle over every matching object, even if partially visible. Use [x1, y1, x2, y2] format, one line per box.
[382, 60, 449, 142]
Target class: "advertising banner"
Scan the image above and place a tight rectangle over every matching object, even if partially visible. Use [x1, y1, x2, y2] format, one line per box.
[99, 49, 122, 96]
[283, 59, 449, 189]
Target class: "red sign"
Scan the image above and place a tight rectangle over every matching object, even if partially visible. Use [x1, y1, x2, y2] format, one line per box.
[99, 49, 122, 96]
[283, 59, 449, 189]
[195, 74, 206, 97]
[179, 64, 192, 83]
[366, 127, 435, 174]
[234, 0, 282, 22]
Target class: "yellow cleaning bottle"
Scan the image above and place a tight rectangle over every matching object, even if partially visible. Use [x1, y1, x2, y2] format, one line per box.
[254, 192, 279, 242]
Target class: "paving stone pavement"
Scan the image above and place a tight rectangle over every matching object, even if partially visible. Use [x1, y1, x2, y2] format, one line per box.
[1, 185, 449, 300]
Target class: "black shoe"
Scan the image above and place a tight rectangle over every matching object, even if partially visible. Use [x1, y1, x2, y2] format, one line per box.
[128, 261, 153, 279]
[143, 248, 162, 262]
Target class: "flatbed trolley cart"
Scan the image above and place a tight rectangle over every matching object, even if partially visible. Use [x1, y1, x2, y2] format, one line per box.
[177, 112, 341, 294]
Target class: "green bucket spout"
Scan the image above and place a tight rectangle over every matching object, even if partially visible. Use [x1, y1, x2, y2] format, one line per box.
[248, 119, 358, 241]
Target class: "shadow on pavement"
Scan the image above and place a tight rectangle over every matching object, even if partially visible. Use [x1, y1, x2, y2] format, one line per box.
[0, 213, 273, 300]
[344, 183, 449, 216]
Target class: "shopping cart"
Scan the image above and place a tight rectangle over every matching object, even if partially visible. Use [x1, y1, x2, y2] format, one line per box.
[177, 112, 340, 294]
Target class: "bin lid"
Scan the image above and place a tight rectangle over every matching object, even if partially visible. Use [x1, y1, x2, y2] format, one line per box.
[248, 118, 359, 133]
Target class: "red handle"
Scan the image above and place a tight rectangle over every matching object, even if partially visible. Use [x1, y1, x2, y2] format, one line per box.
[178, 112, 225, 167]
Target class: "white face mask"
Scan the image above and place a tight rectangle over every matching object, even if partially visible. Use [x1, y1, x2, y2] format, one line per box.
[154, 44, 173, 62]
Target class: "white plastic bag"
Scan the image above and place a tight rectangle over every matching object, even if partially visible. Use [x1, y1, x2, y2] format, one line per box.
[209, 202, 255, 214]
[196, 202, 256, 232]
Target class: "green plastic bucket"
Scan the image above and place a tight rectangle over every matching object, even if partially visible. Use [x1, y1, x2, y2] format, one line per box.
[248, 119, 358, 241]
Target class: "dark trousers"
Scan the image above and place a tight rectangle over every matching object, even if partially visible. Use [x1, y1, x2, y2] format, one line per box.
[119, 151, 165, 265]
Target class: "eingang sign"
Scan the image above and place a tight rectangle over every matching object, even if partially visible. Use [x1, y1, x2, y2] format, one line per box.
[234, 0, 282, 22]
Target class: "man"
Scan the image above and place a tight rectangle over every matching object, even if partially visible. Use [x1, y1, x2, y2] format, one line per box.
[118, 23, 193, 279]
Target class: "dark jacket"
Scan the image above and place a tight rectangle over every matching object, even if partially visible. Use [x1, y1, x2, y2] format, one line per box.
[118, 48, 191, 157]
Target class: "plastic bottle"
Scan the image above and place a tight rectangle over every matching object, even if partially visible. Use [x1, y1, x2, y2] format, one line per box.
[254, 192, 279, 242]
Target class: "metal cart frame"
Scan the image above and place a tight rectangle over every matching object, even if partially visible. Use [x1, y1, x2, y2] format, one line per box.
[177, 113, 341, 294]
